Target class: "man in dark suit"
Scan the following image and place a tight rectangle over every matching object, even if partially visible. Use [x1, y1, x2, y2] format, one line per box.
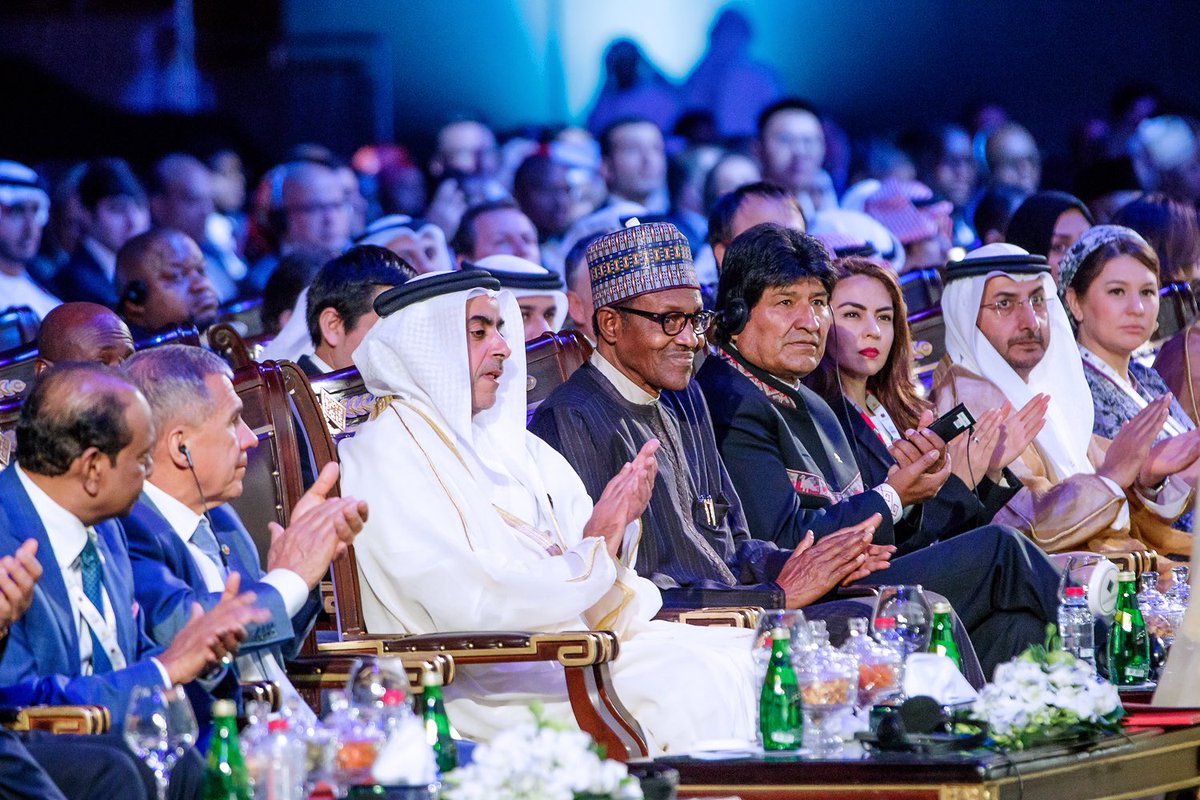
[123, 345, 368, 714]
[298, 245, 414, 377]
[113, 228, 221, 340]
[54, 159, 150, 307]
[0, 363, 271, 798]
[696, 223, 1064, 676]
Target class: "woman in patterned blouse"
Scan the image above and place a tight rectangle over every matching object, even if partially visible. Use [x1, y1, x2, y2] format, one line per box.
[1059, 225, 1196, 531]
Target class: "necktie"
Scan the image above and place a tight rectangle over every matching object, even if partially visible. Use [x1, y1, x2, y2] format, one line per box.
[78, 536, 113, 675]
[191, 516, 229, 580]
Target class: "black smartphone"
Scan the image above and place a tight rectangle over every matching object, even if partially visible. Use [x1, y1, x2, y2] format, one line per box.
[928, 403, 976, 443]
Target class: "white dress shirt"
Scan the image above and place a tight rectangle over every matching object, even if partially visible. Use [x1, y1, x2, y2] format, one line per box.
[15, 466, 170, 685]
[81, 237, 117, 282]
[142, 482, 309, 620]
[141, 482, 311, 714]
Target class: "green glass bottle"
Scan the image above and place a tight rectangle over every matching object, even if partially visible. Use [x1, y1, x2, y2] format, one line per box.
[421, 668, 457, 773]
[927, 601, 962, 671]
[1107, 571, 1151, 685]
[759, 627, 803, 751]
[202, 700, 253, 800]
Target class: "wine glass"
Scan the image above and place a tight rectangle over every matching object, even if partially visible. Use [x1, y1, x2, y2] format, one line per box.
[124, 686, 173, 800]
[871, 585, 932, 657]
[163, 686, 198, 780]
[751, 609, 813, 682]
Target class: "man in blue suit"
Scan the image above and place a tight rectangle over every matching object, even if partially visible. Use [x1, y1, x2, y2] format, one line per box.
[0, 363, 270, 799]
[0, 539, 161, 800]
[123, 345, 367, 715]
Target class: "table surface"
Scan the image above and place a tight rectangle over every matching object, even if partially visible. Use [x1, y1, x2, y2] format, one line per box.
[635, 724, 1200, 800]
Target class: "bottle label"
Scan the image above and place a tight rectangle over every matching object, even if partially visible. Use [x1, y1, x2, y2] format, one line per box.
[1078, 648, 1094, 658]
[1125, 665, 1148, 679]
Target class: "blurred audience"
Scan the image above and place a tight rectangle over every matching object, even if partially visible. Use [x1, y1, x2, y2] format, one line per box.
[55, 158, 150, 306]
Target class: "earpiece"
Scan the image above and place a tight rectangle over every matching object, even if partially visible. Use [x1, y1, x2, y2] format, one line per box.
[721, 297, 750, 338]
[120, 279, 148, 307]
[178, 442, 194, 468]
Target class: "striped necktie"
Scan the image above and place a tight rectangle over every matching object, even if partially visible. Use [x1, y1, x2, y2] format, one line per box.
[191, 516, 229, 579]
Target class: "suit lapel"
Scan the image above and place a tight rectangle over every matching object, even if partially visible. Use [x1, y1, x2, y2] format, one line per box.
[139, 493, 209, 590]
[0, 468, 79, 661]
[210, 507, 264, 583]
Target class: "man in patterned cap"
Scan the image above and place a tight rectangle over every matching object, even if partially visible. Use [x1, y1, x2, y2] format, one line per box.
[529, 221, 893, 615]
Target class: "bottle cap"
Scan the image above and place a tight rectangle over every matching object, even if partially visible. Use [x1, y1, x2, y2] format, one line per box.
[931, 601, 952, 614]
[1117, 571, 1136, 581]
[381, 688, 407, 706]
[1064, 586, 1086, 597]
[212, 699, 237, 717]
[421, 668, 443, 687]
[268, 719, 288, 733]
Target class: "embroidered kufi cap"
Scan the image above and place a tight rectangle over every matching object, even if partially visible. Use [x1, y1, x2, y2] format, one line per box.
[586, 219, 696, 309]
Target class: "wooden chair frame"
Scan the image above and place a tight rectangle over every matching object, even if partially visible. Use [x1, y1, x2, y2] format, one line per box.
[277, 361, 649, 758]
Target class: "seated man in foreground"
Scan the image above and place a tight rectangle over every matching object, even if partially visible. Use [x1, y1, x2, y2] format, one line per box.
[933, 243, 1198, 558]
[695, 223, 1063, 676]
[340, 270, 758, 754]
[123, 345, 367, 716]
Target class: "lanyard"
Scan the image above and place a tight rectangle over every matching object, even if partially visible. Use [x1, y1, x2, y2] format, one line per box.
[70, 583, 127, 673]
[1079, 346, 1189, 438]
[857, 393, 903, 446]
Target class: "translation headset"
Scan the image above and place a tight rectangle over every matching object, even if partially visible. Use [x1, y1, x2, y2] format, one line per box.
[178, 443, 228, 569]
[120, 279, 148, 307]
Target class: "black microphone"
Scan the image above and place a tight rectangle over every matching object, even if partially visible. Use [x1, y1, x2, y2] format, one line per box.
[898, 695, 946, 735]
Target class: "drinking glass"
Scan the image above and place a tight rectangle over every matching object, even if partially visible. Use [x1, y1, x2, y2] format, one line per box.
[163, 685, 198, 773]
[124, 686, 173, 800]
[751, 609, 813, 682]
[797, 646, 858, 756]
[871, 585, 932, 657]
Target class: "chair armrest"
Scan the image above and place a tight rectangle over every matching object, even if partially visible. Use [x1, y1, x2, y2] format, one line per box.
[655, 606, 762, 628]
[0, 705, 111, 734]
[660, 586, 785, 611]
[240, 681, 282, 713]
[315, 631, 647, 759]
[320, 630, 619, 668]
[832, 586, 880, 600]
[288, 652, 455, 696]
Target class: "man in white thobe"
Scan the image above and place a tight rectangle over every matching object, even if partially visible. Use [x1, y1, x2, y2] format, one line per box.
[340, 270, 757, 754]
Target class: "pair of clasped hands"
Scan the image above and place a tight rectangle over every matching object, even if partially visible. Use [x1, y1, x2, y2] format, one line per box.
[578, 395, 1055, 610]
[0, 463, 368, 687]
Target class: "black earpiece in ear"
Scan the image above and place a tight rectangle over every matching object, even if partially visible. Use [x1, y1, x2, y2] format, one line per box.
[120, 279, 148, 307]
[722, 297, 750, 337]
[178, 443, 194, 468]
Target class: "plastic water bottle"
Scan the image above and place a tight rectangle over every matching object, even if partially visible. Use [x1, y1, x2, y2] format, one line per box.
[1058, 585, 1096, 668]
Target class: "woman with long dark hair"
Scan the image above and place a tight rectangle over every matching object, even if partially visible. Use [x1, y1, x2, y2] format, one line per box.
[807, 256, 1046, 554]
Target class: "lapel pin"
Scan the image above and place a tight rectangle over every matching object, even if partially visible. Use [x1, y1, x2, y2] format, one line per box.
[220, 544, 231, 557]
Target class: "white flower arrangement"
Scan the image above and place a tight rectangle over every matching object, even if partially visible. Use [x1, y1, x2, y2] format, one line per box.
[443, 706, 643, 800]
[972, 629, 1123, 749]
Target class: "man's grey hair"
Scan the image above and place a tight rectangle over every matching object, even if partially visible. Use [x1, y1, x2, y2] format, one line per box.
[124, 345, 233, 428]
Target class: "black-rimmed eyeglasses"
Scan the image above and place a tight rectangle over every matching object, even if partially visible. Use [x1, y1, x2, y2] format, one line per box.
[614, 306, 715, 336]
